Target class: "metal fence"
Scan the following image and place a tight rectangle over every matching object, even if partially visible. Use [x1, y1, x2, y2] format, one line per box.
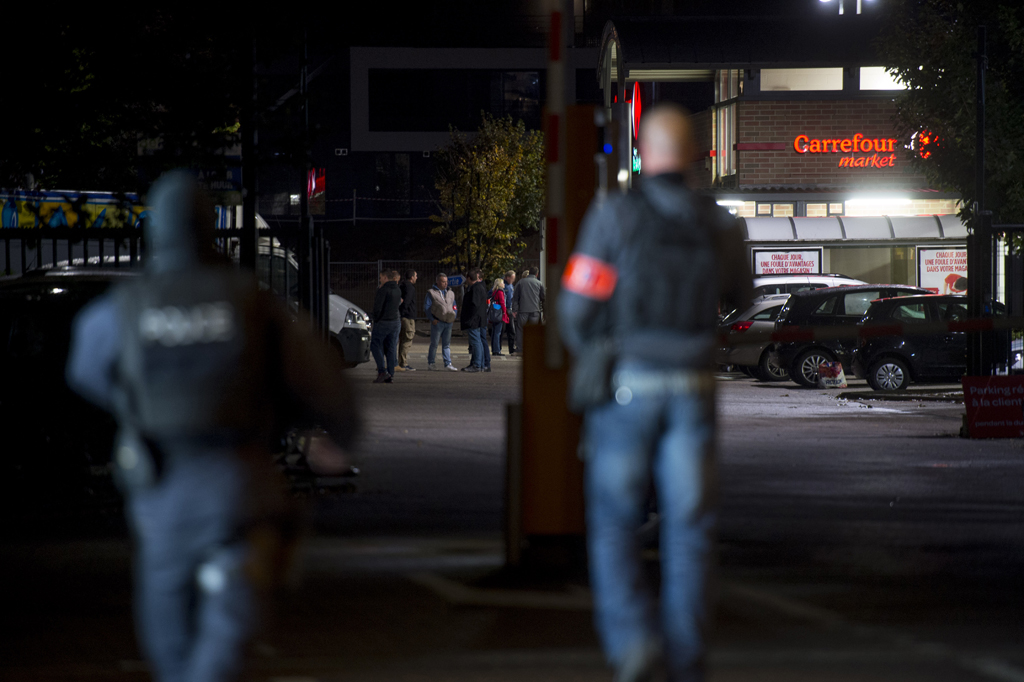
[330, 259, 541, 319]
[1, 228, 143, 276]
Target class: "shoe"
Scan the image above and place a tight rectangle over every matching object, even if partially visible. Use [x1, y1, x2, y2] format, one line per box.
[384, 374, 393, 383]
[373, 373, 388, 383]
[461, 366, 481, 373]
[402, 365, 416, 371]
[614, 639, 663, 682]
[445, 364, 459, 372]
[428, 364, 439, 371]
[484, 367, 491, 372]
[394, 365, 407, 372]
[493, 352, 503, 356]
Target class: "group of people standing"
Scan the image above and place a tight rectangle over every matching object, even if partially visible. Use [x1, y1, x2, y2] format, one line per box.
[371, 266, 546, 378]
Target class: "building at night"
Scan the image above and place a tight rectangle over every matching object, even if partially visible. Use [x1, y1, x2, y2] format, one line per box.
[598, 14, 968, 291]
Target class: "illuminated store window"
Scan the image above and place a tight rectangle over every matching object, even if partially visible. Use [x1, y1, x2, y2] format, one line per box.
[772, 203, 794, 218]
[828, 203, 845, 216]
[761, 68, 843, 92]
[756, 202, 772, 216]
[806, 203, 828, 217]
[859, 67, 906, 91]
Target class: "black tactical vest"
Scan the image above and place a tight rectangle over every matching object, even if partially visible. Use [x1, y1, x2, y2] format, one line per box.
[115, 268, 270, 441]
[608, 188, 721, 364]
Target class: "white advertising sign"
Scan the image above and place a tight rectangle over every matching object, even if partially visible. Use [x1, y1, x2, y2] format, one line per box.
[917, 246, 967, 294]
[752, 249, 822, 275]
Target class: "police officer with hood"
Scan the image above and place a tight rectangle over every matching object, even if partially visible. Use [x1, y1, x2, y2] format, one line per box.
[67, 170, 360, 682]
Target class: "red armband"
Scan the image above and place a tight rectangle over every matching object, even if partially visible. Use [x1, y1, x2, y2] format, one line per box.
[562, 253, 618, 301]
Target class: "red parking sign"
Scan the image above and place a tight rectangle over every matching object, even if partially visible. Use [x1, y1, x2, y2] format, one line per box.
[962, 376, 1024, 438]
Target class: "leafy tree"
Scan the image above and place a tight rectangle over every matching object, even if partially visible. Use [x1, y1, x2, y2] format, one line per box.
[431, 114, 544, 278]
[2, 9, 253, 193]
[878, 0, 1024, 231]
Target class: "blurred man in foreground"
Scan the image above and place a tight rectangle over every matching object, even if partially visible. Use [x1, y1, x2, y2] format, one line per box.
[66, 170, 360, 682]
[559, 104, 751, 682]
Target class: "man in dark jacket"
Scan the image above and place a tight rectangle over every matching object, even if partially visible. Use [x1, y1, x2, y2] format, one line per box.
[558, 104, 751, 682]
[65, 170, 361, 682]
[370, 270, 402, 383]
[396, 269, 418, 372]
[459, 268, 489, 372]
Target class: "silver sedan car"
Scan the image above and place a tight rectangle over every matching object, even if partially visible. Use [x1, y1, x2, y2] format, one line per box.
[717, 294, 789, 381]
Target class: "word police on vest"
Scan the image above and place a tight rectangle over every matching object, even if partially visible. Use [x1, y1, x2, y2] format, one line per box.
[139, 303, 236, 346]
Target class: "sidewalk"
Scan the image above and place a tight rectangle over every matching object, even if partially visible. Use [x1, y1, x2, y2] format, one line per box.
[9, 535, 1016, 681]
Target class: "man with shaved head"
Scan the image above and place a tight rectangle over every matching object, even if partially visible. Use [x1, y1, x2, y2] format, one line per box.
[559, 103, 751, 682]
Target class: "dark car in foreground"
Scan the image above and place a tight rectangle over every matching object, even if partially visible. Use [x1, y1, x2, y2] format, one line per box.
[0, 268, 132, 524]
[852, 295, 1008, 390]
[0, 267, 360, 528]
[772, 284, 931, 387]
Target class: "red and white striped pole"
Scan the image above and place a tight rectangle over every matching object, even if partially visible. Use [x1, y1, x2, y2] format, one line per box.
[544, 0, 569, 369]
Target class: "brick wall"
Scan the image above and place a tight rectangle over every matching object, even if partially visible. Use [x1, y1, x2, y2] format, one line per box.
[737, 100, 927, 188]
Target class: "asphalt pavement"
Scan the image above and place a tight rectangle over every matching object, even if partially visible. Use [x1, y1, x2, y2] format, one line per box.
[3, 334, 1023, 681]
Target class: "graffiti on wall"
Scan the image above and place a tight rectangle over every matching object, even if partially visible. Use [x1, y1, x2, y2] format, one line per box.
[1, 191, 147, 229]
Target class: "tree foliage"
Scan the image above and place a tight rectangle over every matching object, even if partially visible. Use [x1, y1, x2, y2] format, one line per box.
[2, 9, 254, 193]
[431, 114, 544, 277]
[878, 0, 1024, 230]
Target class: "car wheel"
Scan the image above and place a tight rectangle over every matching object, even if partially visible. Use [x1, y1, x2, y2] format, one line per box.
[738, 365, 754, 378]
[757, 348, 789, 382]
[867, 357, 910, 391]
[790, 348, 836, 387]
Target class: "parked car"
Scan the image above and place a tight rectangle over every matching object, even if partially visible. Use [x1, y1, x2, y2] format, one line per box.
[718, 273, 865, 323]
[852, 294, 1009, 390]
[0, 266, 362, 526]
[0, 268, 131, 523]
[772, 284, 931, 387]
[717, 294, 790, 381]
[256, 237, 371, 367]
[752, 273, 865, 298]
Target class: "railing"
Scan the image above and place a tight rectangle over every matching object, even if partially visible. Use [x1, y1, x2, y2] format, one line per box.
[1, 228, 142, 276]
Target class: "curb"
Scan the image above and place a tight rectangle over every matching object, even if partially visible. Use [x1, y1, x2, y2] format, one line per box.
[836, 389, 963, 402]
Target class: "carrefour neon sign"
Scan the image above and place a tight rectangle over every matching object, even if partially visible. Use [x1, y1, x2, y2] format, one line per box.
[793, 134, 898, 168]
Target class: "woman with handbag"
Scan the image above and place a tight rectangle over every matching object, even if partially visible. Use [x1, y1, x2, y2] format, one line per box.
[488, 278, 508, 356]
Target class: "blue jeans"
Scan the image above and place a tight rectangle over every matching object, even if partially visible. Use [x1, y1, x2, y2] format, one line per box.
[129, 451, 256, 682]
[428, 320, 453, 366]
[490, 321, 504, 354]
[370, 319, 400, 376]
[584, 371, 716, 682]
[467, 327, 487, 368]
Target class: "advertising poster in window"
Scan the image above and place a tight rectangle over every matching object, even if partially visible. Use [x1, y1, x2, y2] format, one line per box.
[918, 246, 967, 294]
[751, 249, 822, 275]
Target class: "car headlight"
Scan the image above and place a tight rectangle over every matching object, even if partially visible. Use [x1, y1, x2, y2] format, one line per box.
[344, 308, 368, 329]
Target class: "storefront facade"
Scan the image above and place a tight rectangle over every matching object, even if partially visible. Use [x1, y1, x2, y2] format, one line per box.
[598, 17, 965, 289]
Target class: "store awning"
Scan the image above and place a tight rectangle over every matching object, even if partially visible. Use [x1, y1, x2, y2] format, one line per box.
[742, 215, 967, 243]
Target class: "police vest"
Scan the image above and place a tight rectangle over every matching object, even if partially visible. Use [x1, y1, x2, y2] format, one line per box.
[116, 268, 271, 440]
[611, 189, 720, 346]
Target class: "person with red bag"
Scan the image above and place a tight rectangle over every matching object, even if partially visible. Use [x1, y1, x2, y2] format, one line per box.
[488, 278, 509, 356]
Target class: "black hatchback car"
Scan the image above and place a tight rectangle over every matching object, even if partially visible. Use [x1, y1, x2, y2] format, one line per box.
[852, 294, 1007, 390]
[0, 268, 135, 524]
[773, 284, 931, 387]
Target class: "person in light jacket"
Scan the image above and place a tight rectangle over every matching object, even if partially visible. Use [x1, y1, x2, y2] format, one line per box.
[424, 273, 458, 371]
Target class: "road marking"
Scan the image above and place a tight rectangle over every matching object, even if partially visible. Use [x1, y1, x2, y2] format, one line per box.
[723, 581, 1024, 682]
